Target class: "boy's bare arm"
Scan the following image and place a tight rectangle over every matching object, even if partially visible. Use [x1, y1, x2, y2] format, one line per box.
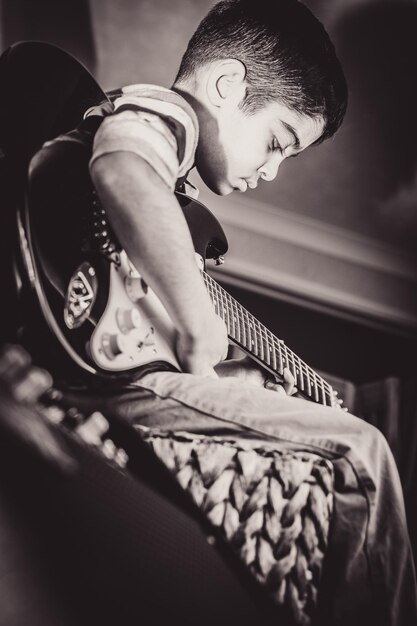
[89, 151, 228, 377]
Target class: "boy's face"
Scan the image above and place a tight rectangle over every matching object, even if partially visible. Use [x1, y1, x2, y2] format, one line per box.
[196, 97, 325, 196]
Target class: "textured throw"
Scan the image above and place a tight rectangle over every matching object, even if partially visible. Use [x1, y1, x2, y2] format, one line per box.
[137, 426, 334, 626]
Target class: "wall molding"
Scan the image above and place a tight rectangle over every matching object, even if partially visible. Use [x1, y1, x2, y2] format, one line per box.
[196, 187, 417, 335]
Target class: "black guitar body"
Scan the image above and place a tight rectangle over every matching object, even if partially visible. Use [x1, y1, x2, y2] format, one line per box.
[0, 40, 107, 349]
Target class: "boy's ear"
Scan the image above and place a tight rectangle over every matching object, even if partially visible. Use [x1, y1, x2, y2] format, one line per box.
[206, 59, 247, 107]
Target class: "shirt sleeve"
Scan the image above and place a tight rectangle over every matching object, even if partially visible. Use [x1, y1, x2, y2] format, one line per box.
[89, 85, 198, 191]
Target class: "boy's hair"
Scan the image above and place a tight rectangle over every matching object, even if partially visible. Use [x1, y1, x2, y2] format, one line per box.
[176, 0, 347, 142]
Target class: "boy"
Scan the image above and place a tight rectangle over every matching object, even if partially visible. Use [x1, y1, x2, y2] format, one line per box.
[31, 1, 417, 624]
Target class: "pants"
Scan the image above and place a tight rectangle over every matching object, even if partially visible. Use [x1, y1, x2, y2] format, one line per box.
[64, 370, 417, 626]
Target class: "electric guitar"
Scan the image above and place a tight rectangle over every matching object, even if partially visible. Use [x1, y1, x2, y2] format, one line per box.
[19, 168, 340, 408]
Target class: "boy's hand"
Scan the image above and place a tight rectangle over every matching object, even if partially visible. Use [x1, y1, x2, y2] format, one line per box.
[176, 312, 229, 378]
[264, 367, 298, 396]
[215, 356, 297, 396]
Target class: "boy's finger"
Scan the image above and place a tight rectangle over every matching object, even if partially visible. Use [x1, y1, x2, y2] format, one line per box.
[264, 378, 286, 395]
[282, 367, 296, 394]
[283, 382, 298, 396]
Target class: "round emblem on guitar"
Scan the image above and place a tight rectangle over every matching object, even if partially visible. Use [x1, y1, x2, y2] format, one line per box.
[64, 262, 98, 329]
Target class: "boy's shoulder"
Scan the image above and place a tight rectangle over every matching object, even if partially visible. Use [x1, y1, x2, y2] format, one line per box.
[85, 83, 200, 191]
[85, 83, 198, 131]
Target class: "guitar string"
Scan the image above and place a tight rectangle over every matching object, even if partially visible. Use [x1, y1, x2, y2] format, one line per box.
[227, 296, 330, 404]
[204, 272, 321, 382]
[207, 276, 316, 384]
[203, 273, 334, 405]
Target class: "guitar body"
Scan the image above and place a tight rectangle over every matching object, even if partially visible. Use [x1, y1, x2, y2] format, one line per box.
[24, 139, 228, 381]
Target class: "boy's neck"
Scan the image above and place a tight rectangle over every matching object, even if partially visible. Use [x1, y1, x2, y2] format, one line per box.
[171, 82, 214, 137]
[171, 82, 199, 110]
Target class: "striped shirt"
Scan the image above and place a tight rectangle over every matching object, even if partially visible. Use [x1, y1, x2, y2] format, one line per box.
[85, 84, 199, 192]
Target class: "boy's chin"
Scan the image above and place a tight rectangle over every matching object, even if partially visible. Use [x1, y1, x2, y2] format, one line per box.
[216, 185, 234, 196]
[196, 168, 233, 196]
[203, 178, 234, 196]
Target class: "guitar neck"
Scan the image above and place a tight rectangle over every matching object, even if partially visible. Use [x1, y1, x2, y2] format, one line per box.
[202, 272, 337, 407]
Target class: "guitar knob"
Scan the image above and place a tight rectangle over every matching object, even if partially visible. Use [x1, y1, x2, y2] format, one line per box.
[125, 276, 148, 302]
[116, 308, 141, 334]
[101, 333, 126, 360]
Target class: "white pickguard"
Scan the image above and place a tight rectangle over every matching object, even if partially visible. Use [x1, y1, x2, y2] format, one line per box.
[89, 250, 182, 372]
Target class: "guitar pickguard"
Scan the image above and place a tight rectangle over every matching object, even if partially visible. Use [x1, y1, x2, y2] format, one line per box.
[89, 251, 180, 372]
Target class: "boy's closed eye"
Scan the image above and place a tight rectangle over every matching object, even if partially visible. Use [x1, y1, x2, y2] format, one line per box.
[270, 137, 283, 153]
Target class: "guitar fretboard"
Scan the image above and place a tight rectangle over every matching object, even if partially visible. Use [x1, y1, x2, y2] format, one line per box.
[202, 272, 336, 407]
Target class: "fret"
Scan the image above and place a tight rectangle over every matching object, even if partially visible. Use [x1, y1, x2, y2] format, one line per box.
[208, 284, 218, 314]
[319, 374, 332, 405]
[255, 320, 264, 360]
[300, 368, 308, 394]
[291, 352, 299, 381]
[323, 388, 332, 407]
[270, 334, 277, 367]
[290, 354, 298, 384]
[261, 327, 270, 365]
[214, 281, 223, 318]
[226, 293, 234, 335]
[217, 282, 228, 326]
[261, 324, 269, 363]
[286, 349, 295, 379]
[228, 295, 244, 345]
[249, 318, 258, 354]
[275, 339, 284, 374]
[311, 372, 320, 403]
[281, 344, 289, 370]
[268, 332, 277, 371]
[294, 355, 304, 392]
[251, 316, 259, 356]
[252, 319, 260, 356]
[318, 378, 327, 405]
[290, 353, 298, 381]
[259, 329, 266, 362]
[234, 305, 241, 344]
[238, 306, 247, 348]
[217, 287, 226, 322]
[225, 291, 232, 332]
[242, 309, 253, 353]
[226, 292, 235, 338]
[241, 310, 247, 347]
[298, 370, 305, 393]
[235, 309, 245, 346]
[218, 284, 230, 330]
[228, 295, 244, 344]
[206, 280, 218, 314]
[304, 366, 312, 397]
[301, 362, 310, 394]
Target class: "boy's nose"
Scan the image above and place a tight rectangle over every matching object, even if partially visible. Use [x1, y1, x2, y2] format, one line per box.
[259, 153, 283, 182]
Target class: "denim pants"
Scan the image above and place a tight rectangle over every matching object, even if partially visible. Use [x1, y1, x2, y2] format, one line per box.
[66, 370, 417, 626]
